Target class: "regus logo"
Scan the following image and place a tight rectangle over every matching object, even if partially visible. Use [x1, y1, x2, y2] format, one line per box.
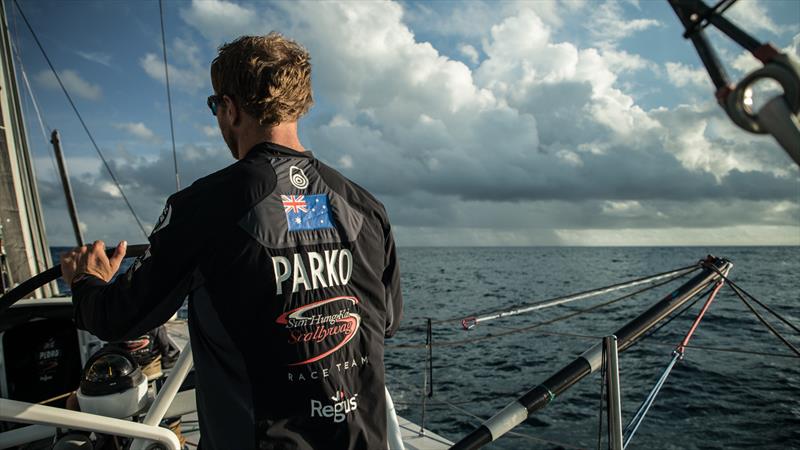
[310, 390, 358, 423]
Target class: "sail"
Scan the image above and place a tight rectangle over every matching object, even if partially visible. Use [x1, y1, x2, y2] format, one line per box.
[0, 1, 54, 297]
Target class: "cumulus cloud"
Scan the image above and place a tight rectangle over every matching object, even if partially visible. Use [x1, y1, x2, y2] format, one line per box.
[113, 122, 160, 143]
[56, 0, 793, 247]
[459, 44, 480, 65]
[725, 0, 790, 36]
[141, 38, 207, 92]
[401, 1, 568, 40]
[170, 1, 800, 245]
[38, 143, 234, 244]
[35, 69, 102, 100]
[586, 0, 660, 47]
[664, 62, 709, 88]
[179, 0, 262, 43]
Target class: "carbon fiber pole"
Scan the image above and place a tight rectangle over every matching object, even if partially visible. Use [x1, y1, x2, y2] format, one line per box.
[450, 256, 732, 450]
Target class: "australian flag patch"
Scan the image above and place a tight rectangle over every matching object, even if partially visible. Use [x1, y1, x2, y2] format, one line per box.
[281, 194, 335, 232]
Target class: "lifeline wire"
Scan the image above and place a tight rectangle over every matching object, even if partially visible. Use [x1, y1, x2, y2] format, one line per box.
[402, 264, 700, 330]
[12, 0, 148, 239]
[158, 0, 180, 191]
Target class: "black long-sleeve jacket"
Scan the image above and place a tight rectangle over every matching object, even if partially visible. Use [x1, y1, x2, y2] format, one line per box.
[72, 142, 403, 450]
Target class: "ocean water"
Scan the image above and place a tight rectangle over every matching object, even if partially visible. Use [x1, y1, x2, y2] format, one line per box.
[385, 247, 800, 449]
[50, 246, 799, 449]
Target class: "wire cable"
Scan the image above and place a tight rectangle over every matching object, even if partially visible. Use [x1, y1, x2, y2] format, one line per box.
[724, 277, 799, 335]
[12, 0, 148, 239]
[728, 283, 800, 357]
[389, 268, 696, 349]
[158, 0, 179, 191]
[404, 264, 701, 327]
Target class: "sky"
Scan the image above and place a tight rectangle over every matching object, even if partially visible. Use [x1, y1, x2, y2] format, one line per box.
[7, 0, 800, 247]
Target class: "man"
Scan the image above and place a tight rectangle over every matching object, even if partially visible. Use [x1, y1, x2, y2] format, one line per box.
[61, 33, 403, 450]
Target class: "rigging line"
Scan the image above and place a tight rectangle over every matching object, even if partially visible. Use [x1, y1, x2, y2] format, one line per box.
[701, 264, 800, 336]
[401, 264, 701, 329]
[10, 22, 59, 183]
[12, 0, 148, 239]
[388, 269, 698, 349]
[639, 284, 716, 342]
[622, 353, 680, 450]
[727, 282, 800, 357]
[468, 264, 700, 326]
[437, 397, 588, 450]
[622, 276, 727, 449]
[158, 0, 179, 191]
[512, 328, 800, 359]
[721, 276, 798, 335]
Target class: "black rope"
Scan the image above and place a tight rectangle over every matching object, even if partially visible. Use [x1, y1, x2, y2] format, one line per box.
[158, 0, 179, 192]
[727, 283, 800, 358]
[723, 277, 800, 335]
[389, 268, 695, 349]
[12, 0, 148, 239]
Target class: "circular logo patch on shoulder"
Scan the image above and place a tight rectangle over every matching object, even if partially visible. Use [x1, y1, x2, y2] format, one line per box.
[289, 165, 309, 190]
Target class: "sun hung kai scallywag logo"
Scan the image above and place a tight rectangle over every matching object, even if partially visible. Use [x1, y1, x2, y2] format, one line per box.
[275, 296, 361, 366]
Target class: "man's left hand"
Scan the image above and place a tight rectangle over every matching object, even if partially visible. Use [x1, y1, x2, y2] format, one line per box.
[61, 240, 127, 286]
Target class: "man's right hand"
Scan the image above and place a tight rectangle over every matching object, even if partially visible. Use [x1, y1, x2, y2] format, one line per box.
[61, 240, 127, 286]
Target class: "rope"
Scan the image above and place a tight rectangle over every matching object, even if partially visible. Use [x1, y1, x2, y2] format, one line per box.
[404, 264, 700, 327]
[467, 265, 700, 328]
[389, 268, 695, 349]
[10, 24, 58, 181]
[158, 0, 180, 191]
[725, 278, 799, 335]
[729, 283, 800, 357]
[701, 266, 800, 336]
[622, 352, 680, 449]
[622, 275, 726, 448]
[12, 0, 148, 240]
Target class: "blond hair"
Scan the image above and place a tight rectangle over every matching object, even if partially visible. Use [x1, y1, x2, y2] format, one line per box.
[211, 33, 313, 127]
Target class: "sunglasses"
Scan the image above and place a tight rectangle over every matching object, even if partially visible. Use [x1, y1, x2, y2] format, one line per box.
[207, 94, 224, 116]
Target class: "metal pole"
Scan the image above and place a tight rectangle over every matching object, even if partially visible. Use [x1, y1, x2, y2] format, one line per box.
[50, 130, 83, 246]
[450, 256, 731, 450]
[605, 336, 623, 450]
[427, 318, 433, 399]
[419, 318, 432, 435]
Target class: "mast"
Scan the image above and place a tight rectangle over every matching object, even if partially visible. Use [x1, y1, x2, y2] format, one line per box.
[0, 0, 55, 297]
